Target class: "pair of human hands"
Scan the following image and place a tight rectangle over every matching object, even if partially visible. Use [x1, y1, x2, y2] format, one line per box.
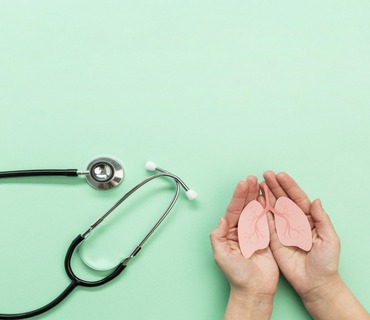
[210, 171, 341, 305]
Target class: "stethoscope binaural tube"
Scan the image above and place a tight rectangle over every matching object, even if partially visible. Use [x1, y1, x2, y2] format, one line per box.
[0, 156, 125, 190]
[0, 161, 196, 319]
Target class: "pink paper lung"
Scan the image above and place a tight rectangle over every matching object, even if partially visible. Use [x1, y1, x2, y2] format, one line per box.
[238, 200, 269, 258]
[274, 197, 312, 251]
[237, 185, 312, 258]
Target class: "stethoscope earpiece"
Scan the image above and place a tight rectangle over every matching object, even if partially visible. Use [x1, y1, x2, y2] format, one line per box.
[84, 157, 124, 190]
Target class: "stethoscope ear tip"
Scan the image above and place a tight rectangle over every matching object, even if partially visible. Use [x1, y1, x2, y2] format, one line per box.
[186, 189, 197, 200]
[144, 161, 157, 171]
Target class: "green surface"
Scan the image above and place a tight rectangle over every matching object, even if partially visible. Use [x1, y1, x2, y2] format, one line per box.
[1, 1, 370, 319]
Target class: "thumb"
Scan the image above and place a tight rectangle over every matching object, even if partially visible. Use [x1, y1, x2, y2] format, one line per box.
[310, 199, 337, 241]
[210, 217, 230, 257]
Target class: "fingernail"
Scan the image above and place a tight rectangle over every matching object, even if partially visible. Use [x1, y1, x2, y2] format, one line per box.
[246, 175, 256, 182]
[317, 198, 323, 208]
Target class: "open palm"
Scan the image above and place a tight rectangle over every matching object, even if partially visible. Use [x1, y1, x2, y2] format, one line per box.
[211, 176, 279, 296]
[261, 171, 340, 298]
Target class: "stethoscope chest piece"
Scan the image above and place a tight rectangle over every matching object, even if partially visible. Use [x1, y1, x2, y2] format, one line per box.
[85, 157, 124, 190]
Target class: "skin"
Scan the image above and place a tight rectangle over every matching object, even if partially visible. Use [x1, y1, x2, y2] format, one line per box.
[210, 176, 278, 319]
[210, 172, 370, 320]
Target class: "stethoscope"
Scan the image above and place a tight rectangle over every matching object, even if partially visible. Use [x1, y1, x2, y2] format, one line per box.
[0, 157, 197, 319]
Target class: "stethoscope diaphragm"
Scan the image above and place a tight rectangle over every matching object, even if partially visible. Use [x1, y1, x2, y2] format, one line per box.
[85, 157, 124, 190]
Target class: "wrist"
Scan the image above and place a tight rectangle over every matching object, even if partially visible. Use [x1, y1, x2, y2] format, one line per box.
[300, 274, 343, 306]
[231, 287, 275, 303]
[300, 275, 370, 320]
[300, 274, 345, 319]
[225, 288, 274, 320]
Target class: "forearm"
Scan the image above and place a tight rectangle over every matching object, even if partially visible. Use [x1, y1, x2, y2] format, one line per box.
[302, 276, 370, 320]
[225, 289, 273, 320]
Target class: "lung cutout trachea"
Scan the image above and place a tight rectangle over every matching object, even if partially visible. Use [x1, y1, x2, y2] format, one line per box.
[238, 185, 312, 258]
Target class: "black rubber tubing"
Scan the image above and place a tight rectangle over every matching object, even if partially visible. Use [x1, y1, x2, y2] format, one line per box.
[0, 169, 78, 178]
[0, 235, 126, 319]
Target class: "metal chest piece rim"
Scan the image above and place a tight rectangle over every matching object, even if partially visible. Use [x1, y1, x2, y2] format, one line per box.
[85, 157, 124, 190]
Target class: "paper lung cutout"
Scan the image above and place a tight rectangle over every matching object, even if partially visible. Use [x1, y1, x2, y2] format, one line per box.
[238, 185, 312, 258]
[237, 200, 270, 259]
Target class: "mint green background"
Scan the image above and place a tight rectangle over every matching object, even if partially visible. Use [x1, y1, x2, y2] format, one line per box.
[1, 1, 370, 319]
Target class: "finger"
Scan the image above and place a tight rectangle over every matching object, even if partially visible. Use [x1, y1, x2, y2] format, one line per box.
[265, 211, 276, 236]
[260, 181, 277, 207]
[257, 194, 266, 207]
[310, 199, 338, 241]
[224, 180, 248, 228]
[257, 194, 279, 242]
[244, 175, 259, 206]
[266, 212, 283, 251]
[276, 172, 311, 214]
[210, 217, 230, 258]
[263, 170, 289, 199]
[258, 189, 283, 253]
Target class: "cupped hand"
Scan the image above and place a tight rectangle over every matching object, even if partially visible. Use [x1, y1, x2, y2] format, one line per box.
[210, 176, 279, 297]
[261, 171, 341, 301]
